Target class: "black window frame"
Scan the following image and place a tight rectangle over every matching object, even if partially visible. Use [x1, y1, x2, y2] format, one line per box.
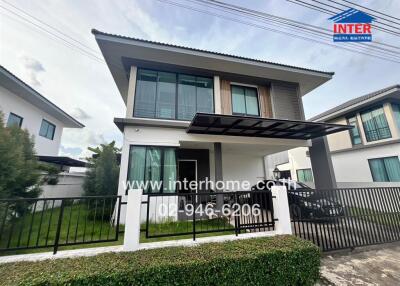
[368, 156, 400, 182]
[39, 119, 56, 140]
[6, 112, 23, 127]
[133, 68, 215, 121]
[346, 115, 362, 145]
[126, 145, 178, 194]
[230, 85, 260, 117]
[360, 105, 392, 142]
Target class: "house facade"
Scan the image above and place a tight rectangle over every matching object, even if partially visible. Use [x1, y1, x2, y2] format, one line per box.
[0, 65, 85, 168]
[272, 85, 400, 186]
[93, 30, 351, 222]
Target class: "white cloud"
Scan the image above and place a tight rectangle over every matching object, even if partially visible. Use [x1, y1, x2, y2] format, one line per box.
[70, 107, 91, 121]
[18, 54, 45, 86]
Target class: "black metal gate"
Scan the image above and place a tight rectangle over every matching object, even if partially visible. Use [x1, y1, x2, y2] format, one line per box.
[0, 196, 122, 254]
[290, 187, 400, 251]
[142, 191, 275, 240]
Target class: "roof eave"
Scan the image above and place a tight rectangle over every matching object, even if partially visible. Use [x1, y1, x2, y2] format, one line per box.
[0, 66, 84, 128]
[311, 85, 400, 122]
[92, 29, 334, 104]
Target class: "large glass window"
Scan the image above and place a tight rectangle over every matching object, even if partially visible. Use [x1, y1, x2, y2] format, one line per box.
[296, 169, 314, 183]
[369, 156, 400, 182]
[39, 119, 56, 140]
[392, 103, 400, 130]
[127, 146, 177, 193]
[134, 69, 213, 120]
[361, 106, 391, 142]
[134, 70, 157, 118]
[177, 75, 213, 120]
[347, 116, 362, 145]
[231, 85, 259, 116]
[6, 113, 23, 127]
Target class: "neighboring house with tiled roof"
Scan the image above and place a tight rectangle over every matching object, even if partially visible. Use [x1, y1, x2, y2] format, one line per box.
[270, 85, 400, 186]
[0, 65, 85, 169]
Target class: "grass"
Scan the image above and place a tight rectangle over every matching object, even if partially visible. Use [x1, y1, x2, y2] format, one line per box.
[0, 203, 121, 255]
[140, 217, 235, 242]
[0, 204, 235, 255]
[349, 207, 400, 227]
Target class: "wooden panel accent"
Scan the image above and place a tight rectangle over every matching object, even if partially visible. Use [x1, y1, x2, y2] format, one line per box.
[258, 85, 273, 118]
[220, 79, 232, 115]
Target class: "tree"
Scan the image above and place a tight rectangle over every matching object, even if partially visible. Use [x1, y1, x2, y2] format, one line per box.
[0, 113, 42, 201]
[84, 141, 120, 197]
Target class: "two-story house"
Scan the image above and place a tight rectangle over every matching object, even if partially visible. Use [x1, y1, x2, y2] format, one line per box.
[271, 85, 400, 186]
[0, 65, 85, 170]
[92, 29, 351, 221]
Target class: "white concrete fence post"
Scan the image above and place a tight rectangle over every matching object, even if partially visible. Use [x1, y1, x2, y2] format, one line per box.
[271, 186, 292, 235]
[123, 189, 143, 251]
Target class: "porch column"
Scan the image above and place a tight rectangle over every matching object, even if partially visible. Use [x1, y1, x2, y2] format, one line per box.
[309, 136, 337, 189]
[214, 143, 224, 209]
[214, 142, 223, 183]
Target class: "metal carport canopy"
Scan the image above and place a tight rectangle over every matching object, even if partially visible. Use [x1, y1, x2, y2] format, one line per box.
[187, 113, 353, 140]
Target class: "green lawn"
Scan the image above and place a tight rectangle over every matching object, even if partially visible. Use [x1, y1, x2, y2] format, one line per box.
[0, 204, 235, 255]
[349, 207, 400, 227]
[140, 217, 235, 242]
[0, 203, 121, 255]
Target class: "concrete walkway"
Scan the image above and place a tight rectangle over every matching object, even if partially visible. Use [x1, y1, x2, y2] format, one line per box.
[320, 242, 400, 285]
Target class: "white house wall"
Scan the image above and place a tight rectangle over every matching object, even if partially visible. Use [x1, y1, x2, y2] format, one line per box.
[0, 86, 65, 156]
[332, 143, 400, 183]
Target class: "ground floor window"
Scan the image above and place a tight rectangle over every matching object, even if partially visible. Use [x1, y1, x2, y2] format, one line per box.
[369, 156, 400, 182]
[127, 146, 177, 193]
[296, 168, 314, 183]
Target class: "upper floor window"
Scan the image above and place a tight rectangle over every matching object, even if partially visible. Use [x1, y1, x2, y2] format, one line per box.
[134, 69, 213, 120]
[231, 85, 259, 116]
[6, 112, 23, 127]
[392, 103, 400, 130]
[296, 168, 314, 183]
[347, 116, 362, 145]
[369, 156, 400, 182]
[360, 106, 391, 142]
[39, 119, 56, 140]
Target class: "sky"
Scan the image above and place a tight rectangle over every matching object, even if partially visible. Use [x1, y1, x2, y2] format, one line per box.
[0, 0, 399, 160]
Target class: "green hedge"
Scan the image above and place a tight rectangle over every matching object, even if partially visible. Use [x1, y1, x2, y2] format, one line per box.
[0, 235, 320, 286]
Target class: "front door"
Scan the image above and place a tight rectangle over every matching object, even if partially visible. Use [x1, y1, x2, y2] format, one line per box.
[178, 160, 197, 209]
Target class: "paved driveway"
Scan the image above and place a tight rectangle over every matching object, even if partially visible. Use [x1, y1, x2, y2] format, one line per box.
[320, 242, 400, 285]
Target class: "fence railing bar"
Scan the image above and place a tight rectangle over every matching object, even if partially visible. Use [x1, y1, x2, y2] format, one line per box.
[26, 201, 38, 248]
[45, 200, 55, 247]
[74, 202, 82, 243]
[65, 201, 74, 244]
[99, 198, 106, 240]
[0, 202, 9, 244]
[53, 200, 65, 254]
[90, 199, 98, 242]
[16, 207, 28, 248]
[36, 201, 46, 247]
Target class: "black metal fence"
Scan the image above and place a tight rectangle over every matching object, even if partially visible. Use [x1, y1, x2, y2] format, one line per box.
[0, 196, 122, 254]
[142, 191, 275, 240]
[290, 187, 400, 251]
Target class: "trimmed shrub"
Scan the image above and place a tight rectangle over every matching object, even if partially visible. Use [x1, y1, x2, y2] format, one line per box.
[0, 235, 320, 286]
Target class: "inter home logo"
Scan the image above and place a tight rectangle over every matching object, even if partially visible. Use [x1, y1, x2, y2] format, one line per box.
[329, 8, 375, 42]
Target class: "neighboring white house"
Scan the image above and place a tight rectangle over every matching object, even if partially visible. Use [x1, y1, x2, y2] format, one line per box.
[0, 65, 87, 197]
[0, 65, 84, 162]
[270, 85, 400, 187]
[93, 29, 352, 222]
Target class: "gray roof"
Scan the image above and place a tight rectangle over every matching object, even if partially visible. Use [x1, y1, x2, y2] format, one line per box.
[0, 65, 84, 128]
[309, 84, 400, 122]
[92, 29, 334, 76]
